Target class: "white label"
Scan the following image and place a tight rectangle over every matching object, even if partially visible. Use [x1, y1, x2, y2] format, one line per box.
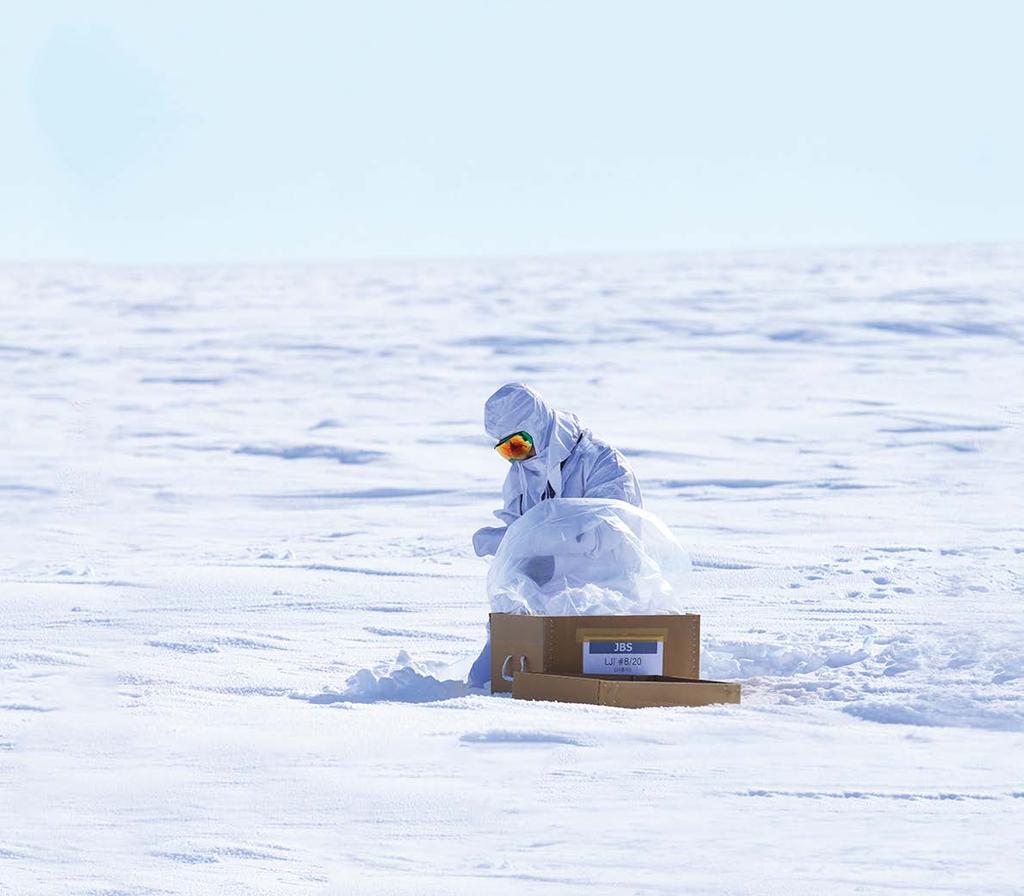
[582, 639, 664, 676]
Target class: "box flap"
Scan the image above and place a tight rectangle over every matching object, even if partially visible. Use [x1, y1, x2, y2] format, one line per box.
[512, 671, 740, 709]
[489, 613, 546, 692]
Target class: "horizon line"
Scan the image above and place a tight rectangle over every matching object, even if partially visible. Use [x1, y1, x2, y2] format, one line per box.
[2, 237, 1022, 270]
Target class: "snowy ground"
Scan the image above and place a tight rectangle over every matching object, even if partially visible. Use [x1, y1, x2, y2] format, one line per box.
[2, 244, 1023, 894]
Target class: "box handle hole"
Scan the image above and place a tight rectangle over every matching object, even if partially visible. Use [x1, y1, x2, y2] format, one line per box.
[501, 654, 527, 682]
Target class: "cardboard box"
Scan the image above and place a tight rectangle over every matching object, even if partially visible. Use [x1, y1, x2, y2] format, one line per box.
[512, 672, 741, 709]
[489, 612, 700, 694]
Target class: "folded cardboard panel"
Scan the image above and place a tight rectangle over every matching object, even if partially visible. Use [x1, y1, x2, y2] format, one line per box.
[489, 612, 700, 694]
[512, 672, 741, 709]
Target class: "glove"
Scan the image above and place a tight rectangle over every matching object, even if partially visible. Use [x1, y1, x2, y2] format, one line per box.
[472, 526, 507, 557]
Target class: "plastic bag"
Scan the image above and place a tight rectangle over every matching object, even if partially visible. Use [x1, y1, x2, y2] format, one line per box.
[487, 498, 692, 616]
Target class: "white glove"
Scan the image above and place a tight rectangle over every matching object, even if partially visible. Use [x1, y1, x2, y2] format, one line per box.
[472, 526, 507, 557]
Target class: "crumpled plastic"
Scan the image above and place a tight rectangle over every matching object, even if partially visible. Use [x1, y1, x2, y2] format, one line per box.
[487, 497, 692, 616]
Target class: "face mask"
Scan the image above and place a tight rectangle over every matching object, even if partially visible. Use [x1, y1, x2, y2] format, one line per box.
[521, 454, 545, 472]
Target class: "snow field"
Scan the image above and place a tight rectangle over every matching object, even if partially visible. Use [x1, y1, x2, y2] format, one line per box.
[2, 244, 1023, 893]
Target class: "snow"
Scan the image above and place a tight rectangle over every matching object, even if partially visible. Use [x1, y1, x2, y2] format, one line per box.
[2, 244, 1023, 893]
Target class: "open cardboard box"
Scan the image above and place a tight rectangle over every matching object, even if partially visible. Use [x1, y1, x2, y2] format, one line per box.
[490, 612, 740, 708]
[489, 612, 701, 694]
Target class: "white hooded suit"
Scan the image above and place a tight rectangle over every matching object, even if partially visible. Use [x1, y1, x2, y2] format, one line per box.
[472, 383, 643, 557]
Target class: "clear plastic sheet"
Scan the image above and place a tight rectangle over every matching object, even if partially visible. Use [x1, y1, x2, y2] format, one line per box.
[487, 498, 692, 616]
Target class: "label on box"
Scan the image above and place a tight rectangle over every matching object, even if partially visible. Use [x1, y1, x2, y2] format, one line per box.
[582, 639, 664, 676]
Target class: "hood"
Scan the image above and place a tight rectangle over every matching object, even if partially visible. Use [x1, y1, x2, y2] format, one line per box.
[484, 383, 583, 508]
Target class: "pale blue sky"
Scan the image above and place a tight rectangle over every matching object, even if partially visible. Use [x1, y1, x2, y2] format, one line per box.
[2, 1, 1022, 263]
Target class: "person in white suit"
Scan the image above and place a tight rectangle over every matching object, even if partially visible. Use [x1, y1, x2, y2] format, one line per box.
[468, 383, 643, 685]
[473, 383, 643, 557]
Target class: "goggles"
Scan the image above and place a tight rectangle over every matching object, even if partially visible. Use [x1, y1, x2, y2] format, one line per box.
[494, 431, 535, 462]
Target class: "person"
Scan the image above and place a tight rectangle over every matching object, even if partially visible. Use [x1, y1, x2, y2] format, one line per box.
[472, 383, 643, 557]
[467, 383, 643, 686]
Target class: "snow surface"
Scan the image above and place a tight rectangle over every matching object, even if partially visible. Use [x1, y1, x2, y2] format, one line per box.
[2, 245, 1023, 894]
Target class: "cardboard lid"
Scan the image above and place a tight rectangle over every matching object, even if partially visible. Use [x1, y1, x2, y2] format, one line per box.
[512, 671, 741, 709]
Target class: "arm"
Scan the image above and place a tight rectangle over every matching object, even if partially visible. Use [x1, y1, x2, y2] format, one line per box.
[583, 446, 643, 508]
[472, 525, 507, 557]
[473, 495, 521, 557]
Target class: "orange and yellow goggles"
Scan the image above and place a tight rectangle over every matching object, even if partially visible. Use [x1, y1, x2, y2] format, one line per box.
[494, 431, 535, 462]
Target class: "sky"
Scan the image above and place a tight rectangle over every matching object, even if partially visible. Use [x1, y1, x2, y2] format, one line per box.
[1, 0, 1022, 264]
